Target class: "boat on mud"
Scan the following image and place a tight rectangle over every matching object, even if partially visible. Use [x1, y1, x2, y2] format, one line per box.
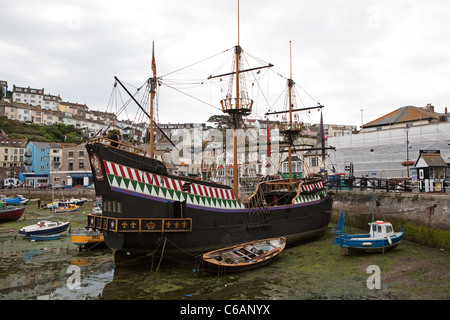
[333, 192, 404, 254]
[0, 202, 25, 222]
[85, 4, 332, 262]
[30, 233, 61, 241]
[19, 220, 70, 237]
[200, 237, 286, 273]
[71, 228, 104, 248]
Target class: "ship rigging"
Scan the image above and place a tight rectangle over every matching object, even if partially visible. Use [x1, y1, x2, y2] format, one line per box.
[86, 0, 333, 262]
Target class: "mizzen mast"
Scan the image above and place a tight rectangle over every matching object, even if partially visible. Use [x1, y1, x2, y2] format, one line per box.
[265, 42, 326, 180]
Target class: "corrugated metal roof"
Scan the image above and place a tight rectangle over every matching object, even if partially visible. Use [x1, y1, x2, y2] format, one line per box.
[421, 154, 447, 167]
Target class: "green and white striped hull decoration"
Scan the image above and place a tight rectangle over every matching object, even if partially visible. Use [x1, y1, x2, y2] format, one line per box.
[293, 189, 328, 204]
[103, 160, 245, 210]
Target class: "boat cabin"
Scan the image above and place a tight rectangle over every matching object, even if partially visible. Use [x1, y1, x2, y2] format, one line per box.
[369, 221, 394, 238]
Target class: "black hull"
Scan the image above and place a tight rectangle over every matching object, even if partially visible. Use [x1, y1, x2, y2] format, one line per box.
[86, 140, 333, 262]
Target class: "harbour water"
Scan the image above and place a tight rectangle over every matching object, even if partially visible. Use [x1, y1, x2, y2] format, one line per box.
[0, 200, 449, 300]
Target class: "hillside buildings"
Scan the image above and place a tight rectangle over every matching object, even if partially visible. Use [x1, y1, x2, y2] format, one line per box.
[1, 80, 449, 192]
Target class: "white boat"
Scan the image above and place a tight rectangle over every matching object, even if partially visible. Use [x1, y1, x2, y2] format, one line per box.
[19, 220, 70, 237]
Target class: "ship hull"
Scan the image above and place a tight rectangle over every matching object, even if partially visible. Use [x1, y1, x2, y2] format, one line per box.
[86, 140, 333, 261]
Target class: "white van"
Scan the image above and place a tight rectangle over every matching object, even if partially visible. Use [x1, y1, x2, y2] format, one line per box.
[3, 178, 20, 188]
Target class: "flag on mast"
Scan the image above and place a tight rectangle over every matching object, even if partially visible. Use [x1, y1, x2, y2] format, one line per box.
[151, 41, 157, 78]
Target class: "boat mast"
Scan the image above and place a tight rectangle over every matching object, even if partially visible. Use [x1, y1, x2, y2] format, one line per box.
[209, 0, 272, 199]
[233, 0, 241, 200]
[288, 41, 293, 182]
[149, 41, 157, 158]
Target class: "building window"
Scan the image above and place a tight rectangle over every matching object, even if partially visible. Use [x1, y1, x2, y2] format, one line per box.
[309, 157, 319, 167]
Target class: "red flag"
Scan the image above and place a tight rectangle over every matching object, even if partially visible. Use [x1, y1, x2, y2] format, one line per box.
[151, 41, 157, 78]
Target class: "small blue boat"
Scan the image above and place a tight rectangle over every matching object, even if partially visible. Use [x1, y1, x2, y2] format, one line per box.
[30, 234, 61, 241]
[334, 193, 404, 254]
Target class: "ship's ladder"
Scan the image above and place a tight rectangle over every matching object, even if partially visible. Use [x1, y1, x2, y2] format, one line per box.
[246, 183, 271, 230]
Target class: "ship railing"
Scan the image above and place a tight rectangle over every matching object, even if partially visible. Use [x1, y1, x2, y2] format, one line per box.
[220, 97, 254, 115]
[291, 182, 303, 205]
[91, 137, 148, 157]
[248, 180, 301, 208]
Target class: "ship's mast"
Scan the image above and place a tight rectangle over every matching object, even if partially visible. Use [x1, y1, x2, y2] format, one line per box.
[266, 42, 328, 180]
[266, 41, 301, 182]
[233, 0, 241, 200]
[288, 41, 293, 182]
[149, 41, 157, 158]
[209, 0, 272, 199]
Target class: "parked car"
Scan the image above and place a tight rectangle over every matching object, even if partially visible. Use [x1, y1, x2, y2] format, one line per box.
[37, 183, 52, 189]
[52, 184, 63, 190]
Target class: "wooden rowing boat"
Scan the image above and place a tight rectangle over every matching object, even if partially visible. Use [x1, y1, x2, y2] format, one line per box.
[201, 237, 286, 273]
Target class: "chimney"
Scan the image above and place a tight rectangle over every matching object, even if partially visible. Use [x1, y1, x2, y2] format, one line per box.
[425, 103, 434, 112]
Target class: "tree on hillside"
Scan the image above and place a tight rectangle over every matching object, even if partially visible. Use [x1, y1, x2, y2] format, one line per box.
[207, 115, 233, 129]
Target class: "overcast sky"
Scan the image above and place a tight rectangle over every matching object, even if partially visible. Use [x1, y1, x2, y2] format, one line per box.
[2, 0, 450, 128]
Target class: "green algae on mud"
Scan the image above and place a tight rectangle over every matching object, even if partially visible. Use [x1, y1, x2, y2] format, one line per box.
[102, 230, 450, 300]
[1, 201, 449, 300]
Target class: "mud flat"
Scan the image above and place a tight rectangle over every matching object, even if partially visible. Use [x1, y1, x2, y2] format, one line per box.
[1, 198, 448, 300]
[102, 230, 449, 300]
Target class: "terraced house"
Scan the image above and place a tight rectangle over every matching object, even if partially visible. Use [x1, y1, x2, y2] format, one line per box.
[0, 131, 27, 182]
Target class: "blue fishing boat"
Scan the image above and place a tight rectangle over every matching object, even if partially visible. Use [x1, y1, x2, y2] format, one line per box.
[333, 193, 404, 254]
[30, 234, 61, 241]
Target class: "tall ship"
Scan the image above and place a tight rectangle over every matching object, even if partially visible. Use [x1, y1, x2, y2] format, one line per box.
[86, 3, 333, 262]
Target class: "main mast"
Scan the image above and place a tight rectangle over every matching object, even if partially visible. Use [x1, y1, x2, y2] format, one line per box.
[149, 41, 157, 158]
[232, 1, 241, 200]
[209, 0, 272, 199]
[288, 41, 294, 182]
[281, 41, 300, 182]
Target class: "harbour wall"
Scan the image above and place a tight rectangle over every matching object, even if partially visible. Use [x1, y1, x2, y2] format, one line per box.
[330, 190, 450, 249]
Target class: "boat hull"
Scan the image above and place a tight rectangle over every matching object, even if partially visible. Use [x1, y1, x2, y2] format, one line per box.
[54, 205, 80, 213]
[334, 232, 404, 253]
[71, 229, 104, 246]
[201, 237, 286, 273]
[19, 221, 70, 237]
[30, 234, 61, 241]
[0, 206, 25, 222]
[86, 141, 333, 261]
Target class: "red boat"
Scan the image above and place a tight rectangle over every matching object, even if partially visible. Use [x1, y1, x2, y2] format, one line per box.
[0, 203, 25, 222]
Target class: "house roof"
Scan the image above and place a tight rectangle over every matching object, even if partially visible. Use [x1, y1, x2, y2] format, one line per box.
[363, 106, 440, 128]
[414, 153, 447, 168]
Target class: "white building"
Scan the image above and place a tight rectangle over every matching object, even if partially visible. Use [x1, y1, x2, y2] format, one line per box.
[12, 86, 44, 106]
[328, 122, 450, 179]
